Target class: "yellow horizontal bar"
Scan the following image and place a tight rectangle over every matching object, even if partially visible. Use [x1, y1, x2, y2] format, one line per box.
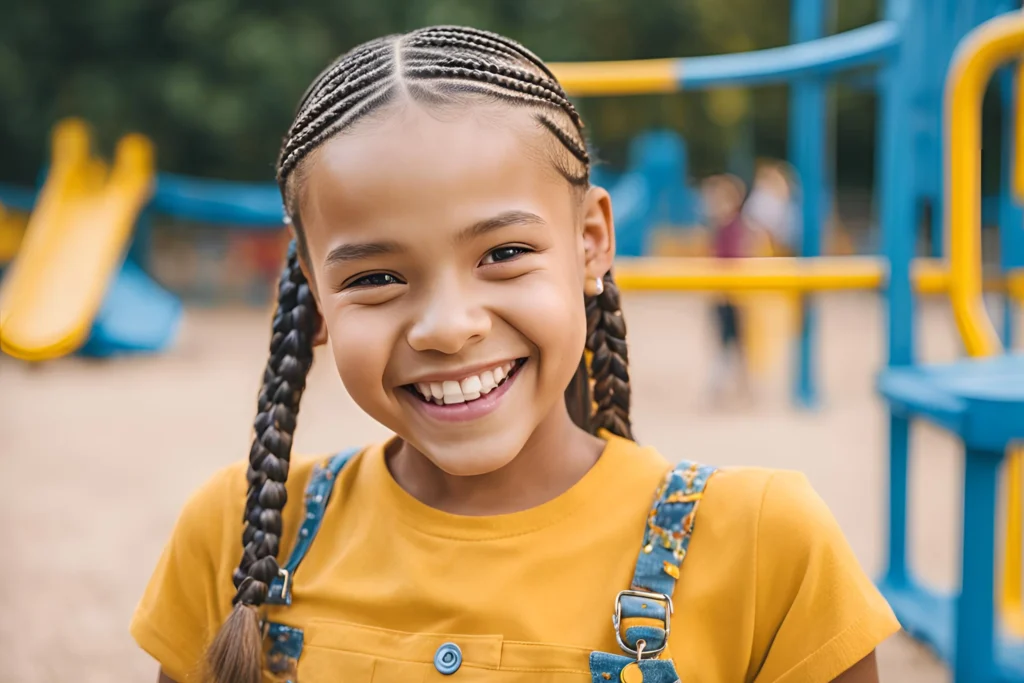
[614, 256, 883, 292]
[548, 59, 677, 96]
[613, 256, 1024, 294]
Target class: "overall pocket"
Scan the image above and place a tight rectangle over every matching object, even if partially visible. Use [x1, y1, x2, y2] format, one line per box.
[298, 619, 595, 683]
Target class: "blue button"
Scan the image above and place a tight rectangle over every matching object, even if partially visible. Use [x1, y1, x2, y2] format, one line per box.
[434, 642, 462, 675]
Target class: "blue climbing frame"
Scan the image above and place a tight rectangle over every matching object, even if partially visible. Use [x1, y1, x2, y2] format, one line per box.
[873, 2, 1024, 682]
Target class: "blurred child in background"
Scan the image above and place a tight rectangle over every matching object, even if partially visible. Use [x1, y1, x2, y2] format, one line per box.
[703, 173, 753, 404]
[742, 160, 799, 256]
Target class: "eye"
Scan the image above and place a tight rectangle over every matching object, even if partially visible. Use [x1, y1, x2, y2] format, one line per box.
[345, 272, 404, 289]
[481, 246, 531, 265]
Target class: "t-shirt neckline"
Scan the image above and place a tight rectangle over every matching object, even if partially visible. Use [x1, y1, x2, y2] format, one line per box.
[365, 432, 630, 540]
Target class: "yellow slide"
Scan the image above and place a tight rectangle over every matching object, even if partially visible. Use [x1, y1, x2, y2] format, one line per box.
[0, 119, 155, 361]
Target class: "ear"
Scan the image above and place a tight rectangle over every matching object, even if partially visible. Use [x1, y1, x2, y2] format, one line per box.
[288, 226, 329, 347]
[580, 186, 615, 282]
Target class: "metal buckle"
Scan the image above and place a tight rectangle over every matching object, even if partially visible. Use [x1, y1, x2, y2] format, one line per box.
[276, 567, 291, 599]
[612, 589, 673, 659]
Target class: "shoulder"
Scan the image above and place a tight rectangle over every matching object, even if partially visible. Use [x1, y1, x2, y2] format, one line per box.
[692, 467, 898, 681]
[694, 466, 832, 539]
[700, 467, 854, 567]
[130, 449, 365, 682]
[175, 455, 327, 540]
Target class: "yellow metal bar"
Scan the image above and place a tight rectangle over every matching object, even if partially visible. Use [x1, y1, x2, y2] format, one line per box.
[945, 14, 1022, 358]
[548, 59, 678, 97]
[1007, 19, 1024, 642]
[612, 256, 1019, 294]
[1010, 269, 1024, 301]
[944, 11, 1024, 640]
[1005, 453, 1024, 637]
[613, 256, 884, 292]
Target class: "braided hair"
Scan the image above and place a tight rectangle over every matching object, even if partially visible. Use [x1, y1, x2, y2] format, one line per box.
[205, 25, 632, 683]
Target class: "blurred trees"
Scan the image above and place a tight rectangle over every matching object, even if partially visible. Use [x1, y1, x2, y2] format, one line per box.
[0, 0, 883, 185]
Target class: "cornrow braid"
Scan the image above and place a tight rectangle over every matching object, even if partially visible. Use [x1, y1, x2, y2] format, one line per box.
[278, 25, 590, 197]
[290, 38, 396, 121]
[403, 64, 583, 127]
[535, 115, 590, 168]
[586, 271, 633, 440]
[412, 26, 561, 81]
[402, 50, 585, 128]
[206, 243, 318, 683]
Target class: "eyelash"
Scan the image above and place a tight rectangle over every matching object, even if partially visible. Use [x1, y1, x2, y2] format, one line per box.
[341, 246, 532, 290]
[481, 245, 531, 265]
[345, 273, 403, 289]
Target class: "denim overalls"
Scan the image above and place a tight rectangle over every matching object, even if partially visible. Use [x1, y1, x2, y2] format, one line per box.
[261, 448, 716, 683]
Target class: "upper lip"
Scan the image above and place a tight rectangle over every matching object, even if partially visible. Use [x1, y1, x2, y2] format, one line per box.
[402, 357, 524, 385]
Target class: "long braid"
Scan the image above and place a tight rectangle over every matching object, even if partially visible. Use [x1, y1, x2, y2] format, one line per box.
[206, 243, 317, 683]
[586, 271, 633, 440]
[208, 25, 633, 682]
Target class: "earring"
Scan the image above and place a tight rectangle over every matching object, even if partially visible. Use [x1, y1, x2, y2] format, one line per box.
[585, 276, 604, 297]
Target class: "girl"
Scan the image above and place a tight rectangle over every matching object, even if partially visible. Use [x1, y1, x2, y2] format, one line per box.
[132, 26, 899, 683]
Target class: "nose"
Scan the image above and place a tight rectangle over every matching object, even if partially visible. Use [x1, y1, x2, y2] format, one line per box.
[407, 277, 491, 355]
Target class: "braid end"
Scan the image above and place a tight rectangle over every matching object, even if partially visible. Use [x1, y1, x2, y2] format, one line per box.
[204, 603, 263, 683]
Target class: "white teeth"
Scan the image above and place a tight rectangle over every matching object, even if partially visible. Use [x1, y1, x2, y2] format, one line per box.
[412, 360, 522, 404]
[460, 376, 482, 401]
[480, 372, 496, 393]
[441, 381, 464, 404]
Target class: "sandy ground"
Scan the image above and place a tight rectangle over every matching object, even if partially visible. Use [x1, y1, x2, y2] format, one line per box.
[3, 290, 1009, 683]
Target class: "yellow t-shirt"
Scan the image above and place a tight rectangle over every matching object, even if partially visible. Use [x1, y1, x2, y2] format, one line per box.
[131, 435, 899, 683]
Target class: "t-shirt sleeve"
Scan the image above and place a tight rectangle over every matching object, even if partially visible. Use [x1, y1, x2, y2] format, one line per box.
[750, 471, 901, 683]
[130, 464, 246, 683]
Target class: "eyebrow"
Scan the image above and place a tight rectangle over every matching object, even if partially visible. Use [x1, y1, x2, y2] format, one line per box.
[322, 210, 546, 268]
[324, 240, 403, 268]
[455, 210, 546, 244]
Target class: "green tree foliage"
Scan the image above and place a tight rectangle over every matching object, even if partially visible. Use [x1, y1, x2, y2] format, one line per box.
[1, 0, 885, 185]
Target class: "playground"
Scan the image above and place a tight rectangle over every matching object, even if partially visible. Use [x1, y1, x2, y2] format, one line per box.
[3, 0, 1024, 681]
[0, 292, 974, 682]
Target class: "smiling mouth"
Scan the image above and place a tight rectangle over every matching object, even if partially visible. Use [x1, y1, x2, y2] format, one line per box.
[403, 358, 527, 406]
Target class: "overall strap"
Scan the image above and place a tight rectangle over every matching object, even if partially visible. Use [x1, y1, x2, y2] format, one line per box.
[266, 447, 361, 606]
[613, 460, 717, 659]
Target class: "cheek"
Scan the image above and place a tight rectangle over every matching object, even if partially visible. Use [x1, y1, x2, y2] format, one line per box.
[505, 268, 587, 380]
[324, 307, 395, 404]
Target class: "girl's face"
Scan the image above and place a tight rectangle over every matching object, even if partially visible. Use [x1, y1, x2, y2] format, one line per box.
[295, 103, 615, 476]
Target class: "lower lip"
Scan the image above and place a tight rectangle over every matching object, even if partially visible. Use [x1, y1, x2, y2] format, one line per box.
[406, 362, 524, 423]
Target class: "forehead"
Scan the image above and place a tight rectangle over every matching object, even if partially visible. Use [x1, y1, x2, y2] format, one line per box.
[299, 103, 570, 244]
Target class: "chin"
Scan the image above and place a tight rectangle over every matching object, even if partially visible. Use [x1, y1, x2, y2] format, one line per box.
[416, 432, 528, 478]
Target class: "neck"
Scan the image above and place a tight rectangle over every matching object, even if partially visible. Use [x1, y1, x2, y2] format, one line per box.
[387, 406, 607, 516]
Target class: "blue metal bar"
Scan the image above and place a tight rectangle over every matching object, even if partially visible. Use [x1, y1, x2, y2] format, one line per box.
[0, 183, 37, 212]
[878, 0, 918, 601]
[1000, 66, 1023, 349]
[676, 21, 901, 90]
[879, 0, 917, 371]
[152, 173, 285, 227]
[788, 0, 829, 409]
[956, 446, 1002, 683]
[885, 413, 911, 586]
